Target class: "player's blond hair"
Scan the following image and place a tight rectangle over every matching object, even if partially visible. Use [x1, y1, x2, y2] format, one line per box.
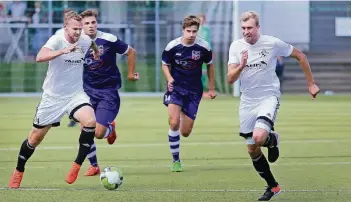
[80, 9, 99, 19]
[64, 10, 82, 25]
[182, 15, 200, 30]
[241, 11, 260, 26]
[63, 8, 73, 15]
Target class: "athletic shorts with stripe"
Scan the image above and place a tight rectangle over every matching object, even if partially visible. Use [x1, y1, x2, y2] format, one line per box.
[32, 91, 91, 128]
[239, 96, 280, 144]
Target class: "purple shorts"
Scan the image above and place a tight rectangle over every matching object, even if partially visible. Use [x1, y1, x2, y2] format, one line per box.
[85, 88, 120, 127]
[163, 89, 201, 120]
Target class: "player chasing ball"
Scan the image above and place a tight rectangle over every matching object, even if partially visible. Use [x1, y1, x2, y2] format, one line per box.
[79, 9, 139, 176]
[227, 11, 320, 201]
[9, 10, 100, 188]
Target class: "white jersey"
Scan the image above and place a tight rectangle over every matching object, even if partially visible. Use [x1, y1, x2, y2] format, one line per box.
[228, 35, 293, 102]
[42, 34, 92, 98]
[55, 28, 64, 35]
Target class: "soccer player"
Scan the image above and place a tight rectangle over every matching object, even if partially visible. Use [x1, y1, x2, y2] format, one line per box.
[8, 11, 100, 188]
[227, 11, 320, 201]
[162, 15, 216, 172]
[80, 9, 139, 176]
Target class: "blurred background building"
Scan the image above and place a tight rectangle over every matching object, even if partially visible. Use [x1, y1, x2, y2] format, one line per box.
[0, 1, 350, 95]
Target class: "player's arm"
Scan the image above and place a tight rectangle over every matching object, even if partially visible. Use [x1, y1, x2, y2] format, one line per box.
[275, 37, 320, 98]
[289, 48, 315, 86]
[161, 46, 174, 83]
[113, 37, 138, 81]
[125, 47, 137, 80]
[36, 47, 65, 62]
[36, 35, 76, 62]
[227, 49, 248, 84]
[290, 47, 320, 98]
[227, 64, 243, 84]
[161, 63, 174, 82]
[90, 40, 100, 60]
[207, 63, 215, 91]
[203, 48, 215, 92]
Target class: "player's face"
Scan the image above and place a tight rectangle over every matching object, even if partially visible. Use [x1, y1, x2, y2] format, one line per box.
[65, 19, 83, 43]
[241, 18, 260, 44]
[182, 25, 198, 43]
[82, 16, 98, 37]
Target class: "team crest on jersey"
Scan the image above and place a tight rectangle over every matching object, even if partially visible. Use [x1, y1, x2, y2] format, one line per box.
[259, 49, 269, 58]
[192, 50, 201, 60]
[98, 45, 104, 54]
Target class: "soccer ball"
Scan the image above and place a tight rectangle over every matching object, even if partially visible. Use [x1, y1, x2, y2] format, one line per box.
[99, 166, 123, 190]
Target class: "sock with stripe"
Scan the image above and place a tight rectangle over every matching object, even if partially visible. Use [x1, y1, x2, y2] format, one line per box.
[87, 141, 98, 167]
[16, 139, 35, 172]
[252, 153, 278, 188]
[168, 129, 180, 162]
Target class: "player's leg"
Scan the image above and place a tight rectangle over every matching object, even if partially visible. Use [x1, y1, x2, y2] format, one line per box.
[164, 91, 182, 172]
[242, 97, 281, 201]
[252, 96, 280, 163]
[94, 91, 120, 144]
[179, 92, 201, 137]
[83, 93, 100, 170]
[248, 144, 280, 201]
[65, 92, 96, 184]
[9, 93, 64, 188]
[9, 127, 51, 188]
[179, 93, 201, 137]
[84, 107, 119, 176]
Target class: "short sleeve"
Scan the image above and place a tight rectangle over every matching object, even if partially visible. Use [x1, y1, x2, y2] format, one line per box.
[203, 49, 213, 64]
[113, 38, 129, 55]
[274, 37, 293, 57]
[43, 35, 60, 51]
[227, 41, 240, 65]
[162, 42, 174, 65]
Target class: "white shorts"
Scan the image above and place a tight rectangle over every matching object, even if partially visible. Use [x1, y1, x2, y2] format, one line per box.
[239, 96, 280, 144]
[33, 91, 91, 128]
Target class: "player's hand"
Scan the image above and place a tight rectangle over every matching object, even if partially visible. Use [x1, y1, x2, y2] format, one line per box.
[240, 50, 248, 67]
[167, 79, 174, 92]
[62, 44, 77, 54]
[92, 50, 100, 60]
[128, 72, 139, 81]
[308, 83, 320, 99]
[207, 90, 217, 99]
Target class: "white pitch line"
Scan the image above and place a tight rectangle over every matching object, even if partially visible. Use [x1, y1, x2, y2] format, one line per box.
[1, 162, 351, 170]
[0, 139, 349, 151]
[0, 187, 351, 192]
[0, 166, 45, 170]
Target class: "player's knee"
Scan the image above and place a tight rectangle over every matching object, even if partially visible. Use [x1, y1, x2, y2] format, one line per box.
[94, 128, 105, 139]
[169, 117, 180, 131]
[95, 132, 104, 139]
[28, 128, 45, 147]
[81, 117, 96, 128]
[252, 128, 268, 145]
[181, 131, 191, 137]
[180, 127, 192, 137]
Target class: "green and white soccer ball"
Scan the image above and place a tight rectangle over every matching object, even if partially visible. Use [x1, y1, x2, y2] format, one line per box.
[99, 166, 123, 190]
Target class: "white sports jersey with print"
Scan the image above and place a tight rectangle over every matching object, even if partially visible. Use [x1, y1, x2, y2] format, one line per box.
[228, 35, 293, 101]
[55, 28, 64, 35]
[42, 34, 92, 98]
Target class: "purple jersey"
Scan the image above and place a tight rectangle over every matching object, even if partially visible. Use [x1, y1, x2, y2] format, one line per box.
[162, 37, 212, 93]
[83, 31, 129, 90]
